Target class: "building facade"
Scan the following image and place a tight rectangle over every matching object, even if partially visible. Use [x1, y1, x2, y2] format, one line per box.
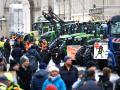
[0, 0, 120, 37]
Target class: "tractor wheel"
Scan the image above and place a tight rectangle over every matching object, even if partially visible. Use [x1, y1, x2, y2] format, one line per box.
[83, 46, 94, 66]
[97, 59, 108, 70]
[75, 46, 86, 66]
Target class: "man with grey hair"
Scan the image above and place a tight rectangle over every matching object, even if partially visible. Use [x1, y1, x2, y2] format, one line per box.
[17, 55, 32, 90]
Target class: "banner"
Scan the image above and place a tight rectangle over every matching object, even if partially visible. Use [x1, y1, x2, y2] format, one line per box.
[67, 45, 81, 60]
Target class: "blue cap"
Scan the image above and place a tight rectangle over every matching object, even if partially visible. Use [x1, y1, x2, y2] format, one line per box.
[0, 76, 8, 82]
[64, 56, 71, 62]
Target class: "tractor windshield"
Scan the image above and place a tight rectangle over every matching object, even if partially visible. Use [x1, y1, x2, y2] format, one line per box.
[111, 22, 120, 35]
[32, 21, 51, 34]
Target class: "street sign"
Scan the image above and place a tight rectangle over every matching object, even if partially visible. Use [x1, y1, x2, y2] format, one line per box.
[94, 42, 108, 59]
[89, 8, 103, 15]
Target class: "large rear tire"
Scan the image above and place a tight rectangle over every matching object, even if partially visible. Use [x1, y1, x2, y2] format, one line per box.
[97, 59, 108, 70]
[75, 46, 86, 66]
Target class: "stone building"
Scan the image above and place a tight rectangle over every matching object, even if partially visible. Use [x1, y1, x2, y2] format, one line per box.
[0, 0, 120, 37]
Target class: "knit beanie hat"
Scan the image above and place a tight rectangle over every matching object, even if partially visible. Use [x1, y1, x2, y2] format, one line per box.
[64, 56, 71, 62]
[48, 66, 59, 73]
[20, 55, 29, 64]
[46, 84, 57, 90]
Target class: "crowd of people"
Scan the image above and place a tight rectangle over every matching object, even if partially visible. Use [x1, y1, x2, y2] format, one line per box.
[0, 35, 120, 90]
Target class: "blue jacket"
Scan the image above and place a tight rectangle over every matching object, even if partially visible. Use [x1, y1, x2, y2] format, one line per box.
[42, 75, 66, 90]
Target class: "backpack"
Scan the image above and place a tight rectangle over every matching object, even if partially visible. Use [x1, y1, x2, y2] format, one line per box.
[25, 52, 38, 72]
[115, 79, 120, 90]
[98, 79, 113, 90]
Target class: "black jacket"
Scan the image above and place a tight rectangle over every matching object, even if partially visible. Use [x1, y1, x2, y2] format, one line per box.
[4, 41, 11, 63]
[60, 65, 78, 90]
[11, 47, 22, 63]
[17, 66, 32, 90]
[39, 50, 51, 65]
[98, 75, 113, 90]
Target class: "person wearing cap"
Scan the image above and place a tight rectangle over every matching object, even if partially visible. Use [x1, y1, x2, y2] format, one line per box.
[0, 76, 8, 90]
[42, 66, 66, 90]
[60, 56, 78, 90]
[3, 72, 23, 90]
[17, 55, 32, 90]
[39, 39, 51, 67]
[11, 43, 23, 63]
[79, 69, 102, 90]
[72, 70, 86, 90]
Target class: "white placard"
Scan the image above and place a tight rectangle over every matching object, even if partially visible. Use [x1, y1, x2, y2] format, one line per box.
[94, 42, 108, 59]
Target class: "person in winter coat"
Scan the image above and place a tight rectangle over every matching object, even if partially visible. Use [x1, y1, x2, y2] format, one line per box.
[0, 37, 4, 50]
[98, 67, 113, 90]
[60, 56, 78, 90]
[25, 45, 41, 73]
[4, 39, 11, 63]
[17, 55, 32, 90]
[0, 76, 8, 90]
[39, 48, 51, 67]
[31, 63, 48, 90]
[39, 39, 51, 67]
[72, 61, 97, 90]
[72, 70, 86, 90]
[42, 66, 66, 90]
[51, 47, 62, 67]
[11, 43, 23, 63]
[79, 69, 102, 90]
[3, 72, 23, 90]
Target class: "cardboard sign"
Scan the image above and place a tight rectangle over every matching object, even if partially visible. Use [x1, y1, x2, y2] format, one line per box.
[94, 42, 108, 59]
[67, 45, 81, 60]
